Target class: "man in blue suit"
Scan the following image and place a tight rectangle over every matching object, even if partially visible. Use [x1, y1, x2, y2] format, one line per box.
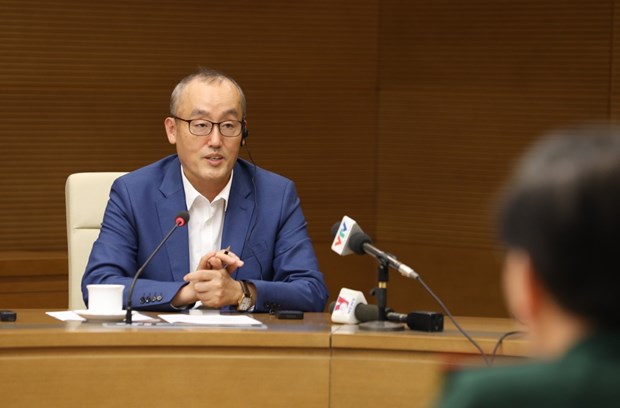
[82, 68, 328, 312]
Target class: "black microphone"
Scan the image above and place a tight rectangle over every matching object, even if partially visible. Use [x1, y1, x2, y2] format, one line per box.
[331, 219, 419, 279]
[355, 303, 394, 322]
[125, 211, 190, 324]
[328, 300, 393, 323]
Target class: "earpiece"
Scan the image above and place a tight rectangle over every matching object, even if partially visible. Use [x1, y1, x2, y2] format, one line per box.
[241, 122, 249, 146]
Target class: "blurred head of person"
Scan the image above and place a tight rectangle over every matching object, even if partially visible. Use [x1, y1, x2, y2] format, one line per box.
[499, 124, 620, 356]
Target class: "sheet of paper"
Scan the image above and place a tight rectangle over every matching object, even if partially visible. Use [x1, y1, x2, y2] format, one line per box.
[127, 312, 158, 322]
[47, 311, 85, 321]
[46, 311, 155, 322]
[158, 313, 264, 327]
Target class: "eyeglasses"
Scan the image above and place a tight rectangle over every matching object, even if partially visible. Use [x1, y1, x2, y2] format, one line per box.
[172, 116, 244, 137]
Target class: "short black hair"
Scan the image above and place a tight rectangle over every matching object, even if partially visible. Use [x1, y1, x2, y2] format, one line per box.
[500, 124, 620, 328]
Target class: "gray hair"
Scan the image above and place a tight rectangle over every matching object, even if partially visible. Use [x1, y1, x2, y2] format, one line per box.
[169, 67, 247, 119]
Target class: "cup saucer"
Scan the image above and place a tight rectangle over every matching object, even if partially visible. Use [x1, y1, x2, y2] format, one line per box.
[74, 309, 126, 322]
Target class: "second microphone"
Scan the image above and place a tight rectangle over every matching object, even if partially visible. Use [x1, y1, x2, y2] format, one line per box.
[329, 301, 443, 332]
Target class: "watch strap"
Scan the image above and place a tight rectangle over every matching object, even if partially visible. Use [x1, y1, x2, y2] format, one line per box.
[237, 280, 252, 311]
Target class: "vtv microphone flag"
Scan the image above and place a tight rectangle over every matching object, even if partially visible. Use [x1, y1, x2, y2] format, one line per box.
[331, 215, 365, 256]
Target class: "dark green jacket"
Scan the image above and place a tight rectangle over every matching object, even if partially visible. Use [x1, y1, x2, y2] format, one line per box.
[436, 331, 620, 408]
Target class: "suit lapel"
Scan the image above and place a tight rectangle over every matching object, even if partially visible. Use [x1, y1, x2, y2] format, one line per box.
[156, 158, 190, 282]
[222, 161, 255, 278]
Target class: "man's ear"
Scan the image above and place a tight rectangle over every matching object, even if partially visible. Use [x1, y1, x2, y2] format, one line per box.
[502, 249, 542, 326]
[164, 117, 177, 145]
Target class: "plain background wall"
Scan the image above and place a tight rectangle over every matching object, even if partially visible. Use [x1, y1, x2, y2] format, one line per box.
[0, 0, 618, 316]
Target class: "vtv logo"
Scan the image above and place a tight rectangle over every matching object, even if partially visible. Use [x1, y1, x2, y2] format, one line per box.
[333, 221, 348, 247]
[331, 216, 360, 256]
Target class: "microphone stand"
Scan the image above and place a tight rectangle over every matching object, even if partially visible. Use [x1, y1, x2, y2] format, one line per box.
[125, 222, 182, 325]
[359, 256, 405, 332]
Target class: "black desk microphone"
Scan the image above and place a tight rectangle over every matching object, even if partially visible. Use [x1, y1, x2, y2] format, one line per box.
[125, 211, 189, 324]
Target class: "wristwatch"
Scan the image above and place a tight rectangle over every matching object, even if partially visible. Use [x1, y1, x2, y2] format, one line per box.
[237, 280, 253, 311]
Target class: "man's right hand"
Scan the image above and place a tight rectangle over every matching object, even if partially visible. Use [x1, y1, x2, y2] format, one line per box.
[171, 282, 198, 308]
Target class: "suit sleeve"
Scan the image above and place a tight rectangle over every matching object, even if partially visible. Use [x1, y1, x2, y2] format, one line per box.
[248, 181, 329, 312]
[81, 178, 187, 311]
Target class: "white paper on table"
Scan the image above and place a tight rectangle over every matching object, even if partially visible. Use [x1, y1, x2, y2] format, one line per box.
[46, 310, 155, 322]
[158, 313, 264, 327]
[125, 312, 159, 322]
[47, 311, 86, 321]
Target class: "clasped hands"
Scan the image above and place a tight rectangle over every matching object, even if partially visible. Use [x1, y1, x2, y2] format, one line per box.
[172, 248, 245, 308]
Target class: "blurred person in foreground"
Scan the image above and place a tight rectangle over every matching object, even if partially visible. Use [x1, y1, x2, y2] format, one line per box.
[82, 67, 328, 312]
[436, 124, 620, 407]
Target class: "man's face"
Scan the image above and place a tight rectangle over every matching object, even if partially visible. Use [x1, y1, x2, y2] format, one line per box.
[165, 78, 243, 198]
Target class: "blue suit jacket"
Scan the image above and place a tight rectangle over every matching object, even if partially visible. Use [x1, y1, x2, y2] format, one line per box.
[82, 155, 328, 312]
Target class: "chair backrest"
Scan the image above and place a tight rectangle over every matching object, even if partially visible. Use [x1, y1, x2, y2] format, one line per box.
[65, 172, 126, 310]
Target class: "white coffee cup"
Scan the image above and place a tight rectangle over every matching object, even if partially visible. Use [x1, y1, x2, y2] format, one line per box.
[87, 284, 124, 313]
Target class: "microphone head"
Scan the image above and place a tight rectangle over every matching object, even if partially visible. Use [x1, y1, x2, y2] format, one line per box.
[355, 304, 394, 322]
[349, 231, 372, 255]
[354, 303, 379, 322]
[175, 211, 190, 227]
[330, 222, 340, 238]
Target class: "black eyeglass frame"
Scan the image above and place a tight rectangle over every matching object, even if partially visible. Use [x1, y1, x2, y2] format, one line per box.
[171, 115, 245, 137]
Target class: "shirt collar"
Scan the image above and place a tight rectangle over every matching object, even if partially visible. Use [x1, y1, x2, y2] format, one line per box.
[181, 165, 233, 212]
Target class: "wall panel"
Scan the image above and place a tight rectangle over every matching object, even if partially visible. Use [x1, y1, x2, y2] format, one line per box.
[378, 0, 613, 315]
[611, 0, 620, 118]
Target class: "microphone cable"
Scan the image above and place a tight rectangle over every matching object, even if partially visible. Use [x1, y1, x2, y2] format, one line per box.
[416, 276, 491, 366]
[490, 330, 526, 366]
[419, 276, 527, 367]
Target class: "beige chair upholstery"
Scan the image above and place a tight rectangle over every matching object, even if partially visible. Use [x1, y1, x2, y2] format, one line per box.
[65, 172, 126, 310]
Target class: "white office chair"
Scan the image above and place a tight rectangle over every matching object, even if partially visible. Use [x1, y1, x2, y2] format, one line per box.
[65, 172, 126, 310]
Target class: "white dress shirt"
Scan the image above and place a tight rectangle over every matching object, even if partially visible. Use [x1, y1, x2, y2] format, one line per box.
[181, 166, 233, 274]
